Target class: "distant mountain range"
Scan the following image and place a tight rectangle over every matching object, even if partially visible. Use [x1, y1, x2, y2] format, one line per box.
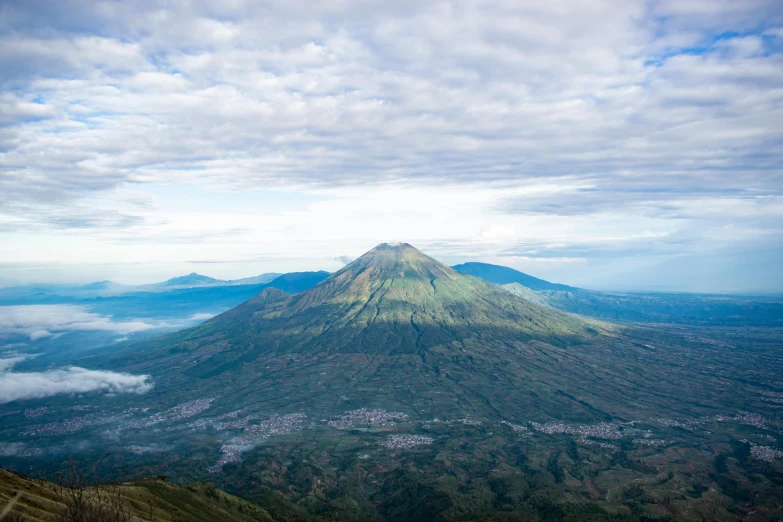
[452, 262, 783, 326]
[160, 273, 222, 286]
[0, 271, 307, 301]
[2, 260, 781, 328]
[451, 262, 576, 291]
[159, 272, 293, 288]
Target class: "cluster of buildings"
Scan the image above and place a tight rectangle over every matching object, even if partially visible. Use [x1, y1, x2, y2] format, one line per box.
[327, 408, 408, 429]
[530, 421, 625, 440]
[500, 421, 528, 432]
[653, 417, 699, 430]
[655, 412, 768, 431]
[761, 391, 783, 405]
[22, 412, 128, 436]
[16, 397, 780, 475]
[125, 445, 155, 455]
[23, 407, 50, 419]
[749, 444, 783, 463]
[632, 438, 666, 447]
[208, 413, 307, 472]
[380, 434, 434, 449]
[124, 398, 213, 429]
[714, 412, 766, 429]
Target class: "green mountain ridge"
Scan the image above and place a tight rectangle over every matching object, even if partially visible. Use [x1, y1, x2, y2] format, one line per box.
[105, 243, 638, 427]
[204, 243, 586, 357]
[104, 244, 776, 435]
[500, 282, 551, 307]
[3, 244, 782, 521]
[109, 243, 714, 425]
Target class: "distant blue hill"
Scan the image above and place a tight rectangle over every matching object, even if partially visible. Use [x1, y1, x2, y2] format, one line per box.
[0, 271, 331, 310]
[226, 273, 282, 285]
[451, 262, 576, 291]
[452, 262, 783, 327]
[161, 272, 221, 286]
[80, 280, 114, 289]
[264, 271, 330, 294]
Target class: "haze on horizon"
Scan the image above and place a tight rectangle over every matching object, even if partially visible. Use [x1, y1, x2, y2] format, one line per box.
[1, 0, 782, 293]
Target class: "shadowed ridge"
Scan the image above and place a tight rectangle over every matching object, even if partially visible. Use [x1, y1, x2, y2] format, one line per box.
[113, 242, 619, 423]
[187, 242, 588, 358]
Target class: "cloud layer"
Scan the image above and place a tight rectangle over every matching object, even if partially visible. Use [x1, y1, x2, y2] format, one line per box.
[0, 0, 781, 291]
[0, 305, 157, 341]
[0, 356, 152, 404]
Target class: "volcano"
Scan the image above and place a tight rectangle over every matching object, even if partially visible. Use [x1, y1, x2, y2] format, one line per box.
[12, 242, 773, 522]
[117, 243, 629, 422]
[205, 242, 586, 356]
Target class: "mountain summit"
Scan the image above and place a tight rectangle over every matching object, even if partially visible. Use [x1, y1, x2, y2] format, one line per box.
[121, 243, 609, 424]
[290, 242, 457, 309]
[206, 242, 585, 357]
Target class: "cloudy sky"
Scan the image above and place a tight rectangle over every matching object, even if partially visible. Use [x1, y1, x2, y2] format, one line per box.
[1, 0, 781, 292]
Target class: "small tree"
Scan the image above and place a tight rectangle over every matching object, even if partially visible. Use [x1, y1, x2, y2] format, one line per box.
[51, 460, 133, 522]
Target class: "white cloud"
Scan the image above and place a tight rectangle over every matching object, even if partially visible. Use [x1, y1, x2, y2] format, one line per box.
[188, 312, 214, 322]
[0, 356, 152, 404]
[0, 0, 781, 291]
[0, 353, 31, 372]
[0, 305, 158, 340]
[29, 330, 53, 341]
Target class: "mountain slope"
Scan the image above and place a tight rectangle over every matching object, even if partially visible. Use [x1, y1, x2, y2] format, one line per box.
[4, 246, 782, 522]
[92, 243, 773, 443]
[452, 262, 576, 291]
[0, 468, 303, 522]
[501, 282, 551, 306]
[174, 243, 586, 358]
[95, 243, 765, 428]
[109, 243, 644, 426]
[6, 244, 782, 521]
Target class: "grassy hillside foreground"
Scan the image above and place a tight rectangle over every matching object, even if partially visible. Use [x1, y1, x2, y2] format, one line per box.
[0, 468, 303, 522]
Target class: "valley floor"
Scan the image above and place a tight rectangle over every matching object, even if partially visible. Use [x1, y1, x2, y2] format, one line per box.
[1, 325, 782, 520]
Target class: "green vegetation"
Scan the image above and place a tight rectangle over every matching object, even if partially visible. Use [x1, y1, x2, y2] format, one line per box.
[0, 467, 295, 521]
[1, 244, 782, 521]
[530, 288, 783, 326]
